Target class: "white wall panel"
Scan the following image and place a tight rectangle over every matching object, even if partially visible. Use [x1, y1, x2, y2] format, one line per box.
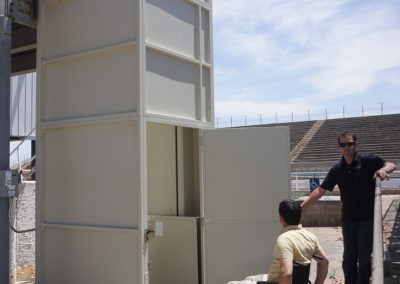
[201, 67, 211, 122]
[204, 222, 280, 284]
[148, 216, 198, 284]
[200, 9, 210, 63]
[43, 121, 139, 227]
[145, 49, 199, 120]
[42, 0, 137, 59]
[145, 0, 197, 58]
[147, 123, 177, 216]
[203, 127, 291, 221]
[43, 228, 139, 284]
[43, 47, 138, 121]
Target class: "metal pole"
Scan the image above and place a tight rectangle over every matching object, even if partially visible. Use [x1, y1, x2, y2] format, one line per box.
[230, 117, 232, 127]
[362, 105, 364, 117]
[343, 106, 345, 118]
[244, 115, 247, 127]
[291, 112, 293, 122]
[0, 15, 11, 284]
[325, 108, 327, 120]
[259, 114, 262, 125]
[307, 109, 310, 121]
[372, 179, 384, 283]
[380, 102, 383, 115]
[275, 112, 277, 124]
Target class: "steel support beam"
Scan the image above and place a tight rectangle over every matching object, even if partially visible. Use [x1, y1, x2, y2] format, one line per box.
[0, 15, 11, 284]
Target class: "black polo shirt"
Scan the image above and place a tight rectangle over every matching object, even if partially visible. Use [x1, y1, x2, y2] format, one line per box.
[320, 153, 386, 222]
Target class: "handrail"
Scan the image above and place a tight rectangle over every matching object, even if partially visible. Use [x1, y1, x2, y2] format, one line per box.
[371, 178, 384, 283]
[9, 127, 36, 157]
[9, 128, 36, 180]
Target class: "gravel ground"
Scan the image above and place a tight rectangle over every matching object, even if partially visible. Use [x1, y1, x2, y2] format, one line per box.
[14, 182, 36, 283]
[15, 182, 36, 265]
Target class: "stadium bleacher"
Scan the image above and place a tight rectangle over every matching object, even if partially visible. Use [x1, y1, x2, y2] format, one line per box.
[257, 113, 400, 171]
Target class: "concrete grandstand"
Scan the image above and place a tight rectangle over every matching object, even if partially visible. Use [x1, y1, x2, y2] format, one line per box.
[256, 113, 400, 172]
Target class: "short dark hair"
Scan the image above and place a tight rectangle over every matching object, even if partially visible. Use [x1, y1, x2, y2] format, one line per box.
[279, 199, 302, 225]
[337, 130, 357, 144]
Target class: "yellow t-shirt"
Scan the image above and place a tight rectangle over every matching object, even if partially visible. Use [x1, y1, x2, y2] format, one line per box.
[267, 224, 323, 282]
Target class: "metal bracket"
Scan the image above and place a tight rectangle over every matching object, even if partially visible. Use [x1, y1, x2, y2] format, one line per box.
[0, 170, 19, 198]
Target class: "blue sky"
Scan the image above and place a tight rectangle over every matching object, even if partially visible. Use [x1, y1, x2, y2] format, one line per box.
[213, 0, 400, 124]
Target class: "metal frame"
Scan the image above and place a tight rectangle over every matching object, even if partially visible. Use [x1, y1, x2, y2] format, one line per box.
[372, 179, 384, 283]
[0, 14, 11, 284]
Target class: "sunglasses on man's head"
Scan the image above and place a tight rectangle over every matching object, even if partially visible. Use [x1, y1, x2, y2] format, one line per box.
[339, 142, 356, 147]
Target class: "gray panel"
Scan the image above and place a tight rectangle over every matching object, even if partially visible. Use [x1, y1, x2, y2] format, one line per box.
[42, 0, 137, 59]
[146, 0, 196, 58]
[204, 221, 281, 284]
[10, 73, 36, 138]
[43, 228, 140, 284]
[147, 123, 177, 216]
[43, 46, 138, 121]
[201, 67, 211, 122]
[146, 49, 199, 120]
[148, 216, 198, 284]
[43, 121, 140, 227]
[201, 9, 210, 63]
[203, 127, 291, 221]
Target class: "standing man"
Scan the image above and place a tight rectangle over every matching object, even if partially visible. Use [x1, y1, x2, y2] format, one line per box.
[301, 131, 396, 284]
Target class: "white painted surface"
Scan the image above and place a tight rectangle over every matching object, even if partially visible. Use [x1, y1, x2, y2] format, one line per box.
[148, 215, 198, 284]
[145, 0, 197, 58]
[202, 126, 291, 283]
[145, 49, 199, 120]
[43, 228, 139, 284]
[147, 123, 177, 216]
[43, 121, 140, 227]
[42, 0, 137, 60]
[43, 46, 138, 121]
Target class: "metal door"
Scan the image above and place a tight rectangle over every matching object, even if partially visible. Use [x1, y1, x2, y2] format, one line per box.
[201, 127, 291, 284]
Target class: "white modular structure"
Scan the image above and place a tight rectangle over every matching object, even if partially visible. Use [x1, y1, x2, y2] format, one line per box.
[36, 1, 291, 283]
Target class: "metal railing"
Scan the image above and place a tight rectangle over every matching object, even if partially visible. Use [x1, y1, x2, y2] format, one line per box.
[215, 105, 400, 128]
[9, 127, 35, 180]
[372, 179, 384, 283]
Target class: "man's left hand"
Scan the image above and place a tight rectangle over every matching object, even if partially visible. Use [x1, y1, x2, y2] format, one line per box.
[375, 169, 389, 180]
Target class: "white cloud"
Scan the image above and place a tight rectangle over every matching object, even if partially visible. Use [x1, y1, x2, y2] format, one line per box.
[214, 0, 400, 117]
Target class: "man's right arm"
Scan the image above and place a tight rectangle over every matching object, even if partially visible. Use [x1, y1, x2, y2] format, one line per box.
[300, 187, 326, 209]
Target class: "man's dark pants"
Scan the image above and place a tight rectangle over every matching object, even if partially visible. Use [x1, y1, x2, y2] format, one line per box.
[342, 220, 373, 284]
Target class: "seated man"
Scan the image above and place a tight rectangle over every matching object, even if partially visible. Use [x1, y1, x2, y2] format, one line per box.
[228, 199, 329, 284]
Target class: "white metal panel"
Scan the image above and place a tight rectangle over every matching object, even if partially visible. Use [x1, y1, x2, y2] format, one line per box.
[42, 46, 138, 121]
[202, 127, 291, 283]
[145, 0, 197, 58]
[205, 222, 281, 284]
[10, 72, 36, 137]
[148, 216, 198, 284]
[147, 123, 177, 216]
[43, 228, 140, 284]
[145, 49, 199, 120]
[201, 67, 211, 122]
[43, 121, 140, 227]
[42, 0, 138, 59]
[200, 9, 210, 63]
